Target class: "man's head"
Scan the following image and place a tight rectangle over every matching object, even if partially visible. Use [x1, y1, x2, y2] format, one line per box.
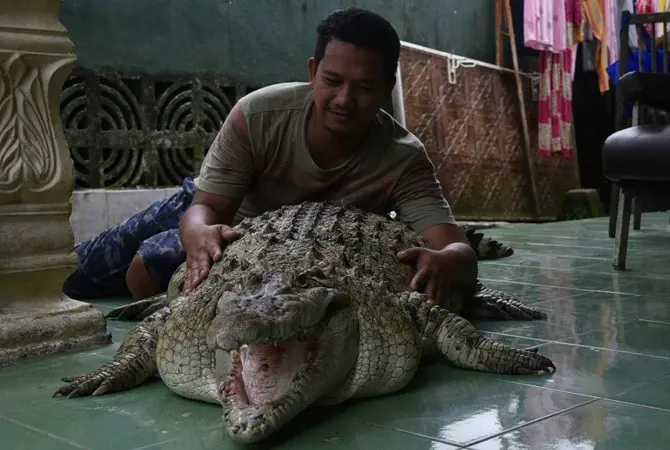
[308, 8, 400, 136]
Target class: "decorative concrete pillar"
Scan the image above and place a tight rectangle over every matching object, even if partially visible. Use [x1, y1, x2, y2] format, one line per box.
[0, 0, 109, 364]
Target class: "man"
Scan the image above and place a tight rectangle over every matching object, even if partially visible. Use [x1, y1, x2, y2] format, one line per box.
[178, 7, 478, 303]
[63, 8, 477, 305]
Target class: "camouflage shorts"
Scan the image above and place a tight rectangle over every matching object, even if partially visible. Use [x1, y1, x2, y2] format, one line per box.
[62, 178, 195, 299]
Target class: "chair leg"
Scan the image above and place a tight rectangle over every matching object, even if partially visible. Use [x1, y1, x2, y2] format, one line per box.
[633, 197, 642, 230]
[613, 189, 633, 270]
[609, 184, 620, 238]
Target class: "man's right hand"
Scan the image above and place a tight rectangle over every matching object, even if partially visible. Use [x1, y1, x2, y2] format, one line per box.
[184, 224, 240, 293]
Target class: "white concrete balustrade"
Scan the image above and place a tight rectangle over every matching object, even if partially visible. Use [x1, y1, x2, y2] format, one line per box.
[0, 0, 109, 364]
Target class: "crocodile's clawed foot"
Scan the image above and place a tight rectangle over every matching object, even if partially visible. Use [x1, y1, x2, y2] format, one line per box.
[504, 348, 556, 375]
[465, 229, 514, 260]
[53, 363, 126, 398]
[106, 293, 168, 321]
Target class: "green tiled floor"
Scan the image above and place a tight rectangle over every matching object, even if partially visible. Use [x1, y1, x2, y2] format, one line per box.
[2, 212, 670, 449]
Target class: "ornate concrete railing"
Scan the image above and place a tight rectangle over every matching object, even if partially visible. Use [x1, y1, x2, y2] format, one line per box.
[0, 0, 110, 364]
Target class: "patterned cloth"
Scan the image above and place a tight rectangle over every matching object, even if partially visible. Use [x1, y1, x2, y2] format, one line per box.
[525, 0, 583, 159]
[62, 178, 196, 299]
[538, 50, 575, 159]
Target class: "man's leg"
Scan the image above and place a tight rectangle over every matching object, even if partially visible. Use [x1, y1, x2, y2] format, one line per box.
[126, 229, 186, 300]
[63, 178, 195, 299]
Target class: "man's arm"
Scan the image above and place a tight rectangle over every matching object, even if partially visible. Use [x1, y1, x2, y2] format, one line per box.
[179, 103, 254, 237]
[392, 147, 478, 300]
[179, 103, 256, 291]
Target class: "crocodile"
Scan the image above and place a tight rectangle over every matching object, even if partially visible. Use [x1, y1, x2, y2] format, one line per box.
[53, 201, 554, 444]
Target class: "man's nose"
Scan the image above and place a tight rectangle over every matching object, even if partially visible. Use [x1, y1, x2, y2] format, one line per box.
[334, 85, 355, 109]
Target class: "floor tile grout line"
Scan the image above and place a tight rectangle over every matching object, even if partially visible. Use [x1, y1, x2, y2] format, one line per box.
[639, 318, 670, 325]
[613, 370, 670, 397]
[461, 397, 602, 448]
[478, 277, 641, 296]
[340, 415, 462, 447]
[534, 339, 670, 361]
[0, 414, 91, 449]
[606, 397, 670, 413]
[482, 261, 670, 282]
[499, 379, 603, 398]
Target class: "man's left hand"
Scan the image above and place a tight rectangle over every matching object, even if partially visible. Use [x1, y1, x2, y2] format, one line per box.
[396, 243, 477, 304]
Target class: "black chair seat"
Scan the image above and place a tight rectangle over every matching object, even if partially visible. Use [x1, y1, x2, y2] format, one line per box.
[603, 124, 670, 182]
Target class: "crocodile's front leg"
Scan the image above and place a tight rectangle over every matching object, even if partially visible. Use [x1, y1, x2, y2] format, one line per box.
[53, 307, 171, 398]
[399, 291, 555, 374]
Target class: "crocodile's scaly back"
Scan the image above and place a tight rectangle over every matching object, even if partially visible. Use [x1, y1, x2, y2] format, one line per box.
[206, 201, 423, 294]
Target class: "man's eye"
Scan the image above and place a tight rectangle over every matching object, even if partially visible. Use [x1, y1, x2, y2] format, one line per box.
[324, 78, 340, 86]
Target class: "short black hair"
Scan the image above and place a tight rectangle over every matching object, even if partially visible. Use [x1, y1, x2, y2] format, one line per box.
[314, 8, 400, 80]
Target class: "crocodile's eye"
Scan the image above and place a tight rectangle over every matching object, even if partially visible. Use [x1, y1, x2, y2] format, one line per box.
[295, 273, 310, 287]
[294, 268, 326, 288]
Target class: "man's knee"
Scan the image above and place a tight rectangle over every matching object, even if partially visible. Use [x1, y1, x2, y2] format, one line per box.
[126, 254, 159, 300]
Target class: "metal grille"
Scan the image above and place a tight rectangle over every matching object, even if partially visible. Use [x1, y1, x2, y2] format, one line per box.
[60, 67, 255, 188]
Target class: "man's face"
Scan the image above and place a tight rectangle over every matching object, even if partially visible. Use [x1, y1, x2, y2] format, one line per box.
[309, 39, 394, 136]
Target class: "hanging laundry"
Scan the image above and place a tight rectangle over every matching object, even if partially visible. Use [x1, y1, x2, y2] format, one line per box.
[524, 0, 580, 159]
[582, 0, 611, 93]
[604, 0, 619, 64]
[636, 0, 657, 36]
[538, 49, 575, 159]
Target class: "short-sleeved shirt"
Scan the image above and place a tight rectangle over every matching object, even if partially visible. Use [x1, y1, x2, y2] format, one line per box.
[195, 82, 455, 233]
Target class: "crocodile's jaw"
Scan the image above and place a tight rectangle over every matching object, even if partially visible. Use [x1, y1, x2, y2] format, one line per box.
[216, 306, 359, 443]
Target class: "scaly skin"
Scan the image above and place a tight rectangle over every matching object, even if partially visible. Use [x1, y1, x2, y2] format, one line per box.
[54, 202, 554, 444]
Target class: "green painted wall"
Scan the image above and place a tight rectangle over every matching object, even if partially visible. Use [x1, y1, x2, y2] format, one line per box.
[60, 0, 494, 86]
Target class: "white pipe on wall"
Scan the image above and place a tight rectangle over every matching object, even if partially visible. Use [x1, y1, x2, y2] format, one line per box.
[391, 63, 407, 127]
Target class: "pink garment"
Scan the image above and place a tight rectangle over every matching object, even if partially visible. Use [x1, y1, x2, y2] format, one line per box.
[525, 0, 576, 159]
[524, 0, 568, 52]
[538, 49, 574, 159]
[604, 0, 619, 64]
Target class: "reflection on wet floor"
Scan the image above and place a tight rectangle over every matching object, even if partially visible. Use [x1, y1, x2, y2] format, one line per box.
[2, 213, 670, 449]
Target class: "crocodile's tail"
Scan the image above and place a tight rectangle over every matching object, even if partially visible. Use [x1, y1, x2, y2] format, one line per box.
[463, 228, 514, 260]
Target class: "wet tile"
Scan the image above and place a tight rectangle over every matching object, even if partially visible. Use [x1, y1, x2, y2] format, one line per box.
[0, 415, 83, 449]
[565, 320, 670, 358]
[86, 296, 134, 309]
[476, 263, 550, 282]
[141, 414, 459, 450]
[470, 399, 670, 450]
[531, 291, 670, 321]
[5, 382, 223, 450]
[0, 348, 117, 414]
[500, 342, 670, 398]
[341, 360, 594, 447]
[473, 306, 621, 343]
[611, 276, 670, 298]
[616, 373, 670, 410]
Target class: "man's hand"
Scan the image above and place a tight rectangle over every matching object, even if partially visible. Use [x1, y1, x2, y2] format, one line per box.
[396, 242, 477, 305]
[184, 224, 240, 293]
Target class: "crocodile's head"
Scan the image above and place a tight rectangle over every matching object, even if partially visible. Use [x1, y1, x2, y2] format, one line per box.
[206, 269, 360, 443]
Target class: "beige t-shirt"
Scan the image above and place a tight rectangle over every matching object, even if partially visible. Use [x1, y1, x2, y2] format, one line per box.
[194, 82, 455, 233]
